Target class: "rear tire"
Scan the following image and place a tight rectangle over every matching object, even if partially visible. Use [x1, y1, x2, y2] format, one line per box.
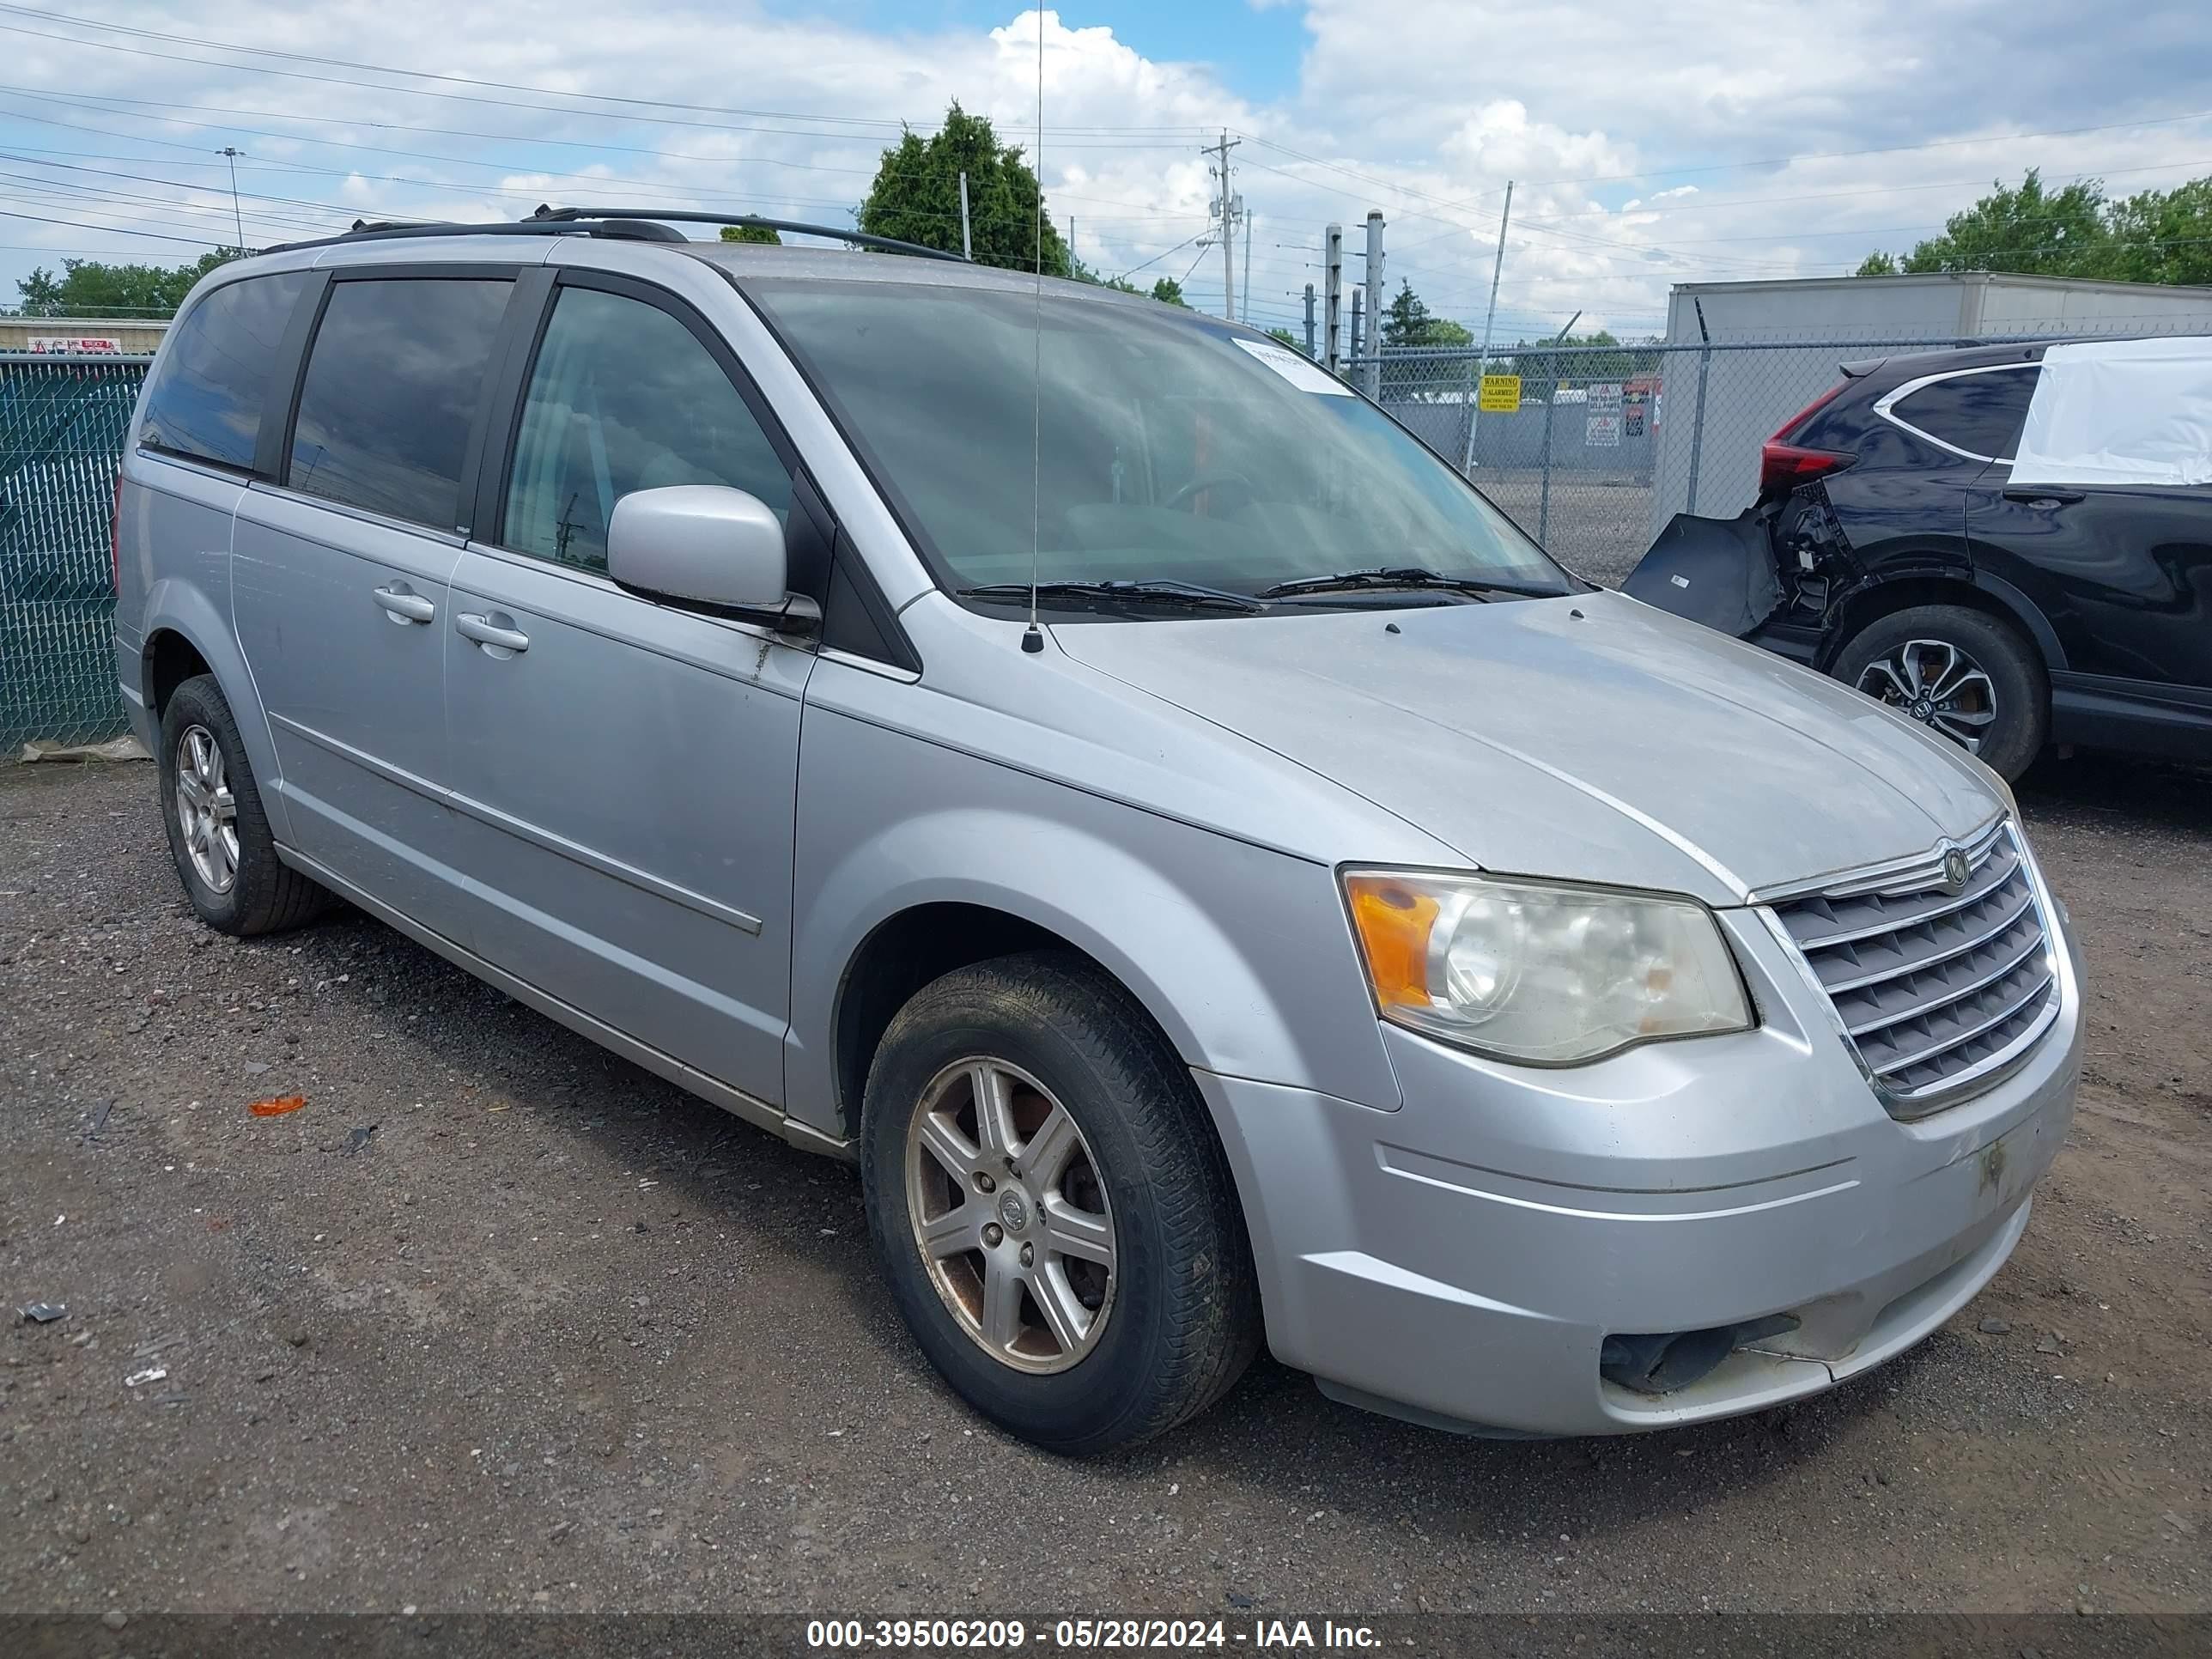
[860, 950, 1259, 1455]
[157, 674, 331, 936]
[1832, 605, 2047, 781]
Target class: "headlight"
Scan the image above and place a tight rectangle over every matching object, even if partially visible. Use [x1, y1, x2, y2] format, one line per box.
[1341, 868, 1753, 1065]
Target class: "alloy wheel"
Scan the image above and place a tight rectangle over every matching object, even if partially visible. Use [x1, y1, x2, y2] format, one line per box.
[1855, 638, 1997, 752]
[903, 1057, 1117, 1374]
[173, 724, 240, 894]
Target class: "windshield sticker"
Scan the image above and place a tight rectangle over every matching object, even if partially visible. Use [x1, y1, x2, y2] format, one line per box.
[1232, 337, 1352, 396]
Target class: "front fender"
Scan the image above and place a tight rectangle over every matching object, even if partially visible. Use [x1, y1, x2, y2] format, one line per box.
[785, 705, 1403, 1138]
[139, 576, 294, 844]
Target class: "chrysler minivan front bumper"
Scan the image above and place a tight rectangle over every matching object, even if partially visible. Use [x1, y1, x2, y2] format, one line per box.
[1198, 894, 2083, 1437]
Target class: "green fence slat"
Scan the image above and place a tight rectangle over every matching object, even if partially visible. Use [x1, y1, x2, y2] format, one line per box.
[1, 355, 147, 752]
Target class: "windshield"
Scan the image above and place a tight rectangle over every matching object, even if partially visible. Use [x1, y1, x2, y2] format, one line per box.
[747, 279, 1571, 610]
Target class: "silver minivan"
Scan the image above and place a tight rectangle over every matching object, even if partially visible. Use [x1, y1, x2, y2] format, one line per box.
[114, 212, 2082, 1453]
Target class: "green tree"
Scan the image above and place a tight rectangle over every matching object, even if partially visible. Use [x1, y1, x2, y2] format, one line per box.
[857, 101, 1069, 275]
[1150, 276, 1188, 307]
[1380, 279, 1473, 346]
[2105, 176, 2212, 286]
[719, 223, 783, 246]
[1499, 328, 1657, 383]
[13, 248, 239, 315]
[1855, 250, 1899, 276]
[1263, 326, 1305, 352]
[1857, 170, 2113, 278]
[1381, 279, 1432, 346]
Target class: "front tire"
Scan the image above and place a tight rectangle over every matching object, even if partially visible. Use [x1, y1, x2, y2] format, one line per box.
[860, 951, 1259, 1455]
[1832, 605, 2047, 781]
[157, 674, 331, 936]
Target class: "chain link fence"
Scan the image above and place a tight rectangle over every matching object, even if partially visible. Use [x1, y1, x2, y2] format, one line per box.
[1356, 319, 2207, 587]
[2, 353, 146, 754]
[6, 321, 2211, 755]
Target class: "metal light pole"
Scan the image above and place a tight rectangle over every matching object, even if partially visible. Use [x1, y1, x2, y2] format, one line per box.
[1462, 179, 1513, 474]
[216, 146, 244, 252]
[957, 170, 972, 259]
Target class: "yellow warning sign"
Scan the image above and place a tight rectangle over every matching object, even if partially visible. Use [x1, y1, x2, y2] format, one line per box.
[1477, 374, 1522, 412]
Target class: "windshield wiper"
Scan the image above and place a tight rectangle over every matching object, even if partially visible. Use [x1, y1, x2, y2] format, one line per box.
[1256, 566, 1546, 601]
[958, 579, 1263, 614]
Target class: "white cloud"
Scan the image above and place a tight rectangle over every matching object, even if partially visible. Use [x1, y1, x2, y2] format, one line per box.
[1, 2, 2206, 340]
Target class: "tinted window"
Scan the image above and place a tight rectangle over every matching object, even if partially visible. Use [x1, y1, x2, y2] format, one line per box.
[138, 271, 306, 471]
[1893, 367, 2038, 459]
[749, 280, 1565, 602]
[502, 285, 789, 573]
[289, 278, 511, 529]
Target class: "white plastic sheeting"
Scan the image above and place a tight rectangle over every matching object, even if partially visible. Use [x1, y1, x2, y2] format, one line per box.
[2008, 335, 2212, 489]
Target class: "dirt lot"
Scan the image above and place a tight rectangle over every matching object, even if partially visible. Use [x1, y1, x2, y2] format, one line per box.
[2, 755, 2207, 1625]
[1473, 466, 1657, 584]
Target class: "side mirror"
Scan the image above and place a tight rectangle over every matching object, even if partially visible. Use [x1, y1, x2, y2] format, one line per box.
[607, 485, 812, 629]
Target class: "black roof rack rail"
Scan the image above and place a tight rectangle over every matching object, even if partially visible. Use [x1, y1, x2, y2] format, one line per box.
[261, 217, 685, 254]
[263, 209, 968, 262]
[528, 206, 968, 262]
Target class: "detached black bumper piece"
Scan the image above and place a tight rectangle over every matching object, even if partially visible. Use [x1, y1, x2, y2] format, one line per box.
[1623, 510, 1782, 638]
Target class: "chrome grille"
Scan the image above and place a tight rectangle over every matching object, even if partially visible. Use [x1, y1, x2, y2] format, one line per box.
[1770, 820, 2059, 1114]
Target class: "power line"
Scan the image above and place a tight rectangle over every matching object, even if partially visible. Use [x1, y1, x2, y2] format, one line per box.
[0, 3, 1210, 138]
[0, 15, 1207, 151]
[0, 83, 1206, 224]
[0, 206, 225, 246]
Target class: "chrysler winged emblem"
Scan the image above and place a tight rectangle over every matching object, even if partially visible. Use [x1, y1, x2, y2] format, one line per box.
[1941, 845, 1971, 893]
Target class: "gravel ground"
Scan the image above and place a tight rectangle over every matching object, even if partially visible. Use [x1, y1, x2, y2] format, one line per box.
[2, 754, 2207, 1621]
[1471, 466, 1657, 584]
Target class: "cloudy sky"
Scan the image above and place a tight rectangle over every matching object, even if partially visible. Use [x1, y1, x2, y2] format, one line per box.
[3, 1, 2208, 338]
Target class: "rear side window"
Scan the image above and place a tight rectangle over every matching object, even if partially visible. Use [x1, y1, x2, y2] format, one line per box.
[137, 270, 307, 471]
[288, 278, 512, 529]
[1890, 367, 2038, 460]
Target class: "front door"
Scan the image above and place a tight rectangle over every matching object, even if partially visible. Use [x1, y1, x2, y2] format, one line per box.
[440, 276, 811, 1104]
[1967, 481, 2212, 688]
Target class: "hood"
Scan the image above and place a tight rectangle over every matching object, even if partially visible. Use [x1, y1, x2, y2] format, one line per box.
[1051, 590, 2003, 904]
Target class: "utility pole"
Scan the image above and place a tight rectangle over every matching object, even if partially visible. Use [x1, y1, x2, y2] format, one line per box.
[957, 171, 972, 259]
[1067, 216, 1076, 270]
[1362, 209, 1384, 398]
[216, 146, 244, 252]
[1462, 179, 1514, 474]
[1303, 283, 1316, 358]
[1203, 131, 1241, 320]
[1322, 223, 1343, 373]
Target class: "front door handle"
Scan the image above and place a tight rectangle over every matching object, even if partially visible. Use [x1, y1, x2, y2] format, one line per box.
[2002, 487, 2085, 506]
[455, 611, 531, 656]
[372, 583, 436, 625]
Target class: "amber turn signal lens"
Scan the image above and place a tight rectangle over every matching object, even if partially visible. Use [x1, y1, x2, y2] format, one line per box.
[1344, 874, 1439, 1011]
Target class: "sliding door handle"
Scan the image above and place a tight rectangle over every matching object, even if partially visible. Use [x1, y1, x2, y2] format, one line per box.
[456, 612, 531, 655]
[2002, 488, 2084, 507]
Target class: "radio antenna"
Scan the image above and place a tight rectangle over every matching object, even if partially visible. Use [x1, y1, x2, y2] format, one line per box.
[1020, 9, 1045, 654]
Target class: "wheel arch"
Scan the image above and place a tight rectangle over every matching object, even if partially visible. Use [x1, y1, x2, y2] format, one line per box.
[1819, 571, 2061, 675]
[830, 901, 1088, 1143]
[137, 578, 294, 843]
[791, 811, 1401, 1144]
[144, 628, 213, 722]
